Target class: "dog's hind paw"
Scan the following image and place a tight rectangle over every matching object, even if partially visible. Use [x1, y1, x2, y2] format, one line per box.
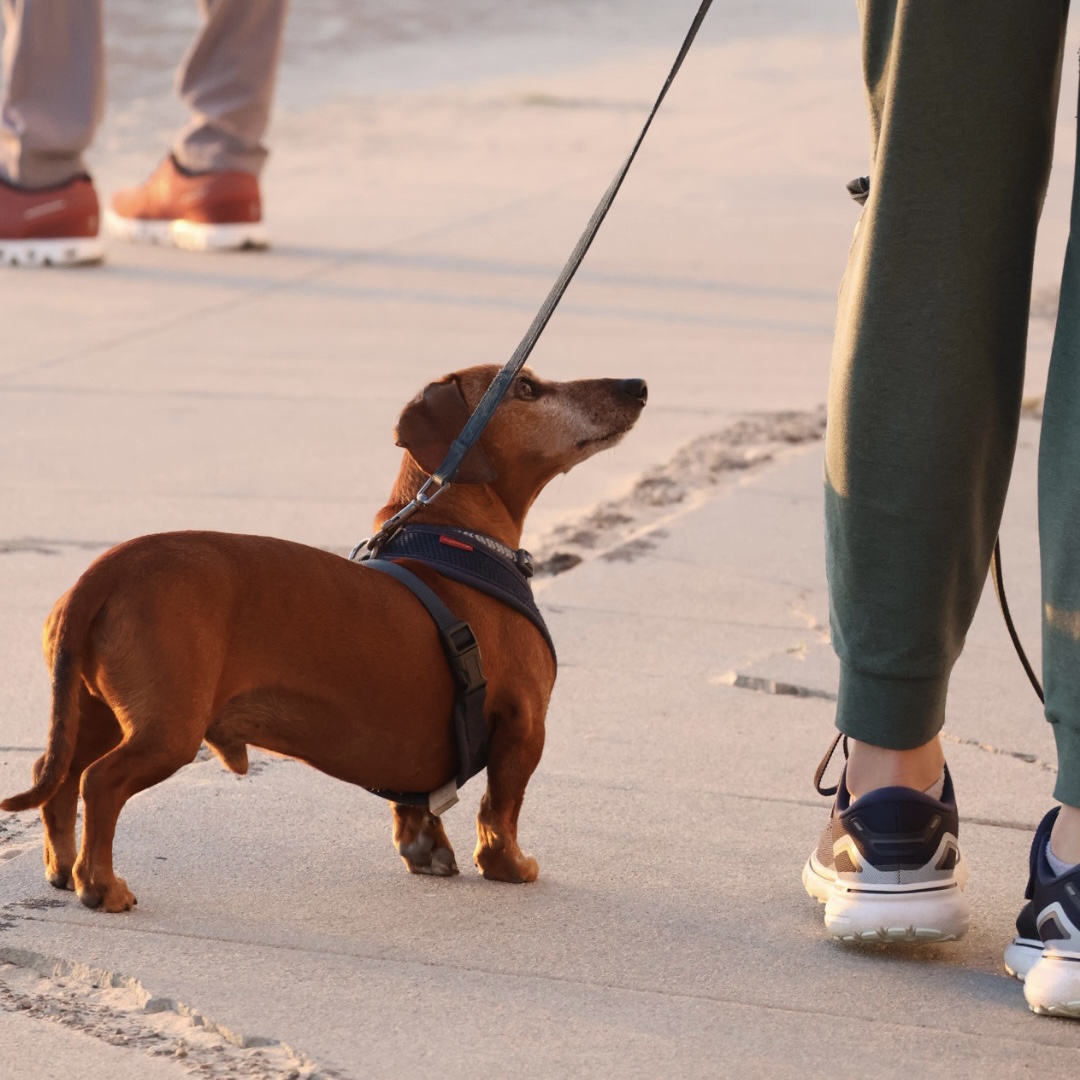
[76, 876, 137, 912]
[46, 869, 74, 891]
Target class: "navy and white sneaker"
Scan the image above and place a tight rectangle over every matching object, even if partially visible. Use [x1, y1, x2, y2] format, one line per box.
[1004, 807, 1080, 1017]
[803, 749, 970, 943]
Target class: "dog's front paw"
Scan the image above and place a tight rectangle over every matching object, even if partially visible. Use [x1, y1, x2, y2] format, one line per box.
[393, 807, 459, 877]
[403, 841, 459, 877]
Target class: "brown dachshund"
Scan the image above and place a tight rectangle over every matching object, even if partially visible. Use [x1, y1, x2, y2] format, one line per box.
[2, 365, 646, 911]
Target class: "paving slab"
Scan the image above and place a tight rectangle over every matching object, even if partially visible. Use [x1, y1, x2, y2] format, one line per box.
[0, 434, 1075, 1078]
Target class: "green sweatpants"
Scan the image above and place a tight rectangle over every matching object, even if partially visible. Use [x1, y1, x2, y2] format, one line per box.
[826, 0, 1080, 806]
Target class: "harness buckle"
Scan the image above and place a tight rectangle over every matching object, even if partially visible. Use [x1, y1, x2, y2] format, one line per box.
[428, 779, 460, 817]
[443, 621, 487, 695]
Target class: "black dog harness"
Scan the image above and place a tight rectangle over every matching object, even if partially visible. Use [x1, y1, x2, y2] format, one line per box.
[356, 525, 555, 815]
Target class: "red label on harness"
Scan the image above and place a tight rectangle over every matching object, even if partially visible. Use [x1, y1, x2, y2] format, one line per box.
[439, 536, 474, 551]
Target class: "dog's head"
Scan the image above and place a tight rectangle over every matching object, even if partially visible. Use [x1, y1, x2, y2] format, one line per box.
[395, 365, 647, 497]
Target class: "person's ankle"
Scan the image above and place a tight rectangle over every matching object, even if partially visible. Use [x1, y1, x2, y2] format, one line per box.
[846, 737, 945, 801]
[1049, 803, 1080, 866]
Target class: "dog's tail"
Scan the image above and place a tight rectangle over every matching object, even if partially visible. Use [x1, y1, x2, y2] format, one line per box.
[1, 581, 101, 813]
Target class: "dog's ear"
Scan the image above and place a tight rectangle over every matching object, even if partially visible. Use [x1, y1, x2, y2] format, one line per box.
[394, 376, 497, 484]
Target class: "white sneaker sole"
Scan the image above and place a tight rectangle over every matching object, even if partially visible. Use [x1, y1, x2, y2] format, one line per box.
[1004, 936, 1044, 980]
[0, 236, 104, 267]
[803, 858, 971, 943]
[1023, 951, 1080, 1017]
[104, 209, 268, 251]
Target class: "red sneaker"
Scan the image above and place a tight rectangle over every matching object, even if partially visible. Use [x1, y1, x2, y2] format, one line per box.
[105, 155, 268, 251]
[0, 174, 103, 267]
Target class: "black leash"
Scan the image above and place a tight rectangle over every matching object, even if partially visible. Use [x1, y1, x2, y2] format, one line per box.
[351, 0, 714, 558]
[815, 542, 1043, 799]
[991, 537, 1044, 703]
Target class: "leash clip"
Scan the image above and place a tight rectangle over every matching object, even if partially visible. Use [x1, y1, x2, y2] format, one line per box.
[416, 474, 448, 506]
[348, 474, 453, 561]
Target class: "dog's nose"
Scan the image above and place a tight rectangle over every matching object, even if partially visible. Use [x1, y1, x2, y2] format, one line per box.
[619, 378, 648, 403]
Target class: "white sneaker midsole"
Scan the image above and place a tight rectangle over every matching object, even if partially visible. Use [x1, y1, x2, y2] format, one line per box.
[803, 856, 971, 942]
[0, 235, 104, 266]
[823, 887, 971, 941]
[104, 209, 268, 251]
[1004, 937, 1045, 980]
[1023, 951, 1080, 1016]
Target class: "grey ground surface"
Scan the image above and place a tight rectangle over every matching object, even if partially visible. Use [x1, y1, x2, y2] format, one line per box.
[2, 3, 1080, 1077]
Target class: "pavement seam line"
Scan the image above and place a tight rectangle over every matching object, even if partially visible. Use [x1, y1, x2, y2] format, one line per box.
[711, 670, 837, 701]
[941, 732, 1057, 774]
[0, 925, 1059, 1051]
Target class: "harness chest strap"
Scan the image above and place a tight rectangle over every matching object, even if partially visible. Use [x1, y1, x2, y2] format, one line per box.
[358, 557, 488, 816]
[374, 525, 556, 662]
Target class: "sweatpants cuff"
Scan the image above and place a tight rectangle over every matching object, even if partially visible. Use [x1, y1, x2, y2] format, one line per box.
[834, 661, 949, 750]
[1051, 721, 1080, 809]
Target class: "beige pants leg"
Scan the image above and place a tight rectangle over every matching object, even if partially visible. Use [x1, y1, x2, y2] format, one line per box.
[173, 0, 290, 176]
[0, 0, 104, 188]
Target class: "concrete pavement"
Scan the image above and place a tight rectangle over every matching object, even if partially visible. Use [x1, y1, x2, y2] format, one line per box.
[3, 4, 1080, 1077]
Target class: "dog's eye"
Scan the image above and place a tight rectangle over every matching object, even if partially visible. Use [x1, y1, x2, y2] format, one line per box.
[517, 377, 539, 400]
